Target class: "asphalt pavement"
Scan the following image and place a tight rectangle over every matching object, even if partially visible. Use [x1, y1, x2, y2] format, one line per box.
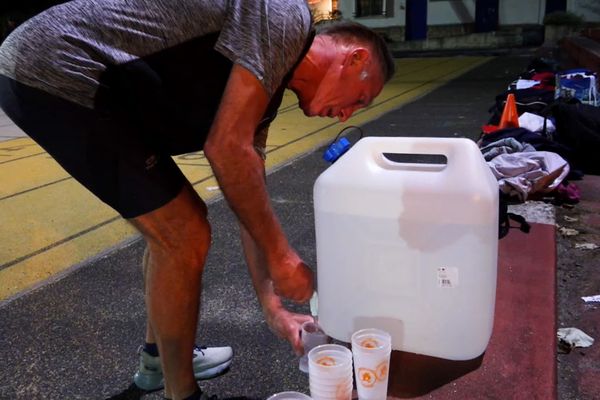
[0, 54, 555, 400]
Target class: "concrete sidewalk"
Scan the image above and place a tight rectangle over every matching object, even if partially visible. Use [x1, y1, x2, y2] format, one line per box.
[0, 108, 26, 141]
[0, 54, 562, 399]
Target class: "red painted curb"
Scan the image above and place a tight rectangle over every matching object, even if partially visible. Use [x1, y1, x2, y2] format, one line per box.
[383, 223, 557, 399]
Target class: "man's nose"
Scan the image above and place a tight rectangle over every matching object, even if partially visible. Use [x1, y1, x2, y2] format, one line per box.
[338, 106, 357, 122]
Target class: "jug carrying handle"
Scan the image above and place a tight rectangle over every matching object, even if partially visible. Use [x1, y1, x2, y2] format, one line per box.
[357, 137, 483, 172]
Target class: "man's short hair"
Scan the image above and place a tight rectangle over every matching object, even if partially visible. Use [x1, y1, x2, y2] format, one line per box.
[316, 21, 395, 82]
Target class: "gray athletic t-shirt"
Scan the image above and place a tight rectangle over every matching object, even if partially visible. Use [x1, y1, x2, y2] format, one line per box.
[0, 0, 312, 109]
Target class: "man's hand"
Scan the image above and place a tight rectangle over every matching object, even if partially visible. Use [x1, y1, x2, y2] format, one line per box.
[265, 306, 314, 356]
[268, 250, 314, 303]
[239, 221, 314, 353]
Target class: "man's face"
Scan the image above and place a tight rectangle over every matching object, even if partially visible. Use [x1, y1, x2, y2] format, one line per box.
[298, 50, 385, 122]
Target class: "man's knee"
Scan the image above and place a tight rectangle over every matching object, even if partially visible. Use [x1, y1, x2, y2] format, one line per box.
[149, 217, 211, 268]
[133, 185, 212, 268]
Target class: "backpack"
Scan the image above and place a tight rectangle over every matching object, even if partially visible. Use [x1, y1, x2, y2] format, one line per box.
[555, 69, 599, 106]
[551, 103, 600, 174]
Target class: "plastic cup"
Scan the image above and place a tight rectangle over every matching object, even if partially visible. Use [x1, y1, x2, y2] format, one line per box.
[309, 377, 353, 395]
[309, 382, 352, 400]
[308, 344, 353, 378]
[351, 328, 392, 400]
[309, 381, 352, 400]
[308, 373, 353, 386]
[299, 321, 329, 373]
[266, 391, 312, 400]
[308, 344, 353, 400]
[310, 375, 353, 400]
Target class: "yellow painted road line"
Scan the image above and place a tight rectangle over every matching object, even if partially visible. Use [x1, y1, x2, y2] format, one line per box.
[0, 56, 491, 301]
[0, 138, 45, 164]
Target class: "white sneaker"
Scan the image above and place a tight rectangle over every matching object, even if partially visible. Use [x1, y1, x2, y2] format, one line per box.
[133, 345, 233, 391]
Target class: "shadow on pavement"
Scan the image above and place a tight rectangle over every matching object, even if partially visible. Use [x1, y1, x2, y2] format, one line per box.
[105, 384, 262, 400]
[388, 350, 484, 398]
[104, 383, 146, 400]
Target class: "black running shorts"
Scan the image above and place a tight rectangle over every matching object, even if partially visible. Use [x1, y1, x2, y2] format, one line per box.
[0, 75, 188, 219]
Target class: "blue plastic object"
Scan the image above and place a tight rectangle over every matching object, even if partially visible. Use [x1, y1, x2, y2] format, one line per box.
[555, 69, 598, 106]
[323, 137, 351, 163]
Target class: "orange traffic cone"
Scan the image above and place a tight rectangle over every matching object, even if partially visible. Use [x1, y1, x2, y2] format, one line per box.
[498, 93, 519, 129]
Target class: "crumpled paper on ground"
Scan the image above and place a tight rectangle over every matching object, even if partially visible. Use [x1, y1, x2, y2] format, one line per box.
[575, 243, 599, 250]
[557, 327, 595, 352]
[582, 295, 600, 303]
[558, 226, 579, 236]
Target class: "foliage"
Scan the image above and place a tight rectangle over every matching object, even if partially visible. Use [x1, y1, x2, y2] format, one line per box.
[543, 11, 584, 28]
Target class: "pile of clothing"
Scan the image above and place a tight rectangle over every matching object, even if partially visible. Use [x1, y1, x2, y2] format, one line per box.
[478, 58, 600, 205]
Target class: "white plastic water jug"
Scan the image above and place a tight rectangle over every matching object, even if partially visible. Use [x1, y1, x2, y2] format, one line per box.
[313, 137, 498, 360]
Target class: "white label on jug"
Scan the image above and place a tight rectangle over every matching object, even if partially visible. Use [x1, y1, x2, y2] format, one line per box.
[437, 267, 459, 288]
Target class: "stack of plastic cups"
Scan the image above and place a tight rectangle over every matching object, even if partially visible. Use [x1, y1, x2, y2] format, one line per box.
[307, 344, 353, 400]
[351, 328, 392, 400]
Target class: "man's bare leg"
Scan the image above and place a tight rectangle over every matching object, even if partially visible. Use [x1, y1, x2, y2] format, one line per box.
[142, 246, 155, 337]
[131, 183, 210, 400]
[141, 247, 167, 393]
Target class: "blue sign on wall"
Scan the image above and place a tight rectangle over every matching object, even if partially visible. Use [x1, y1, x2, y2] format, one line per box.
[546, 0, 567, 15]
[405, 0, 427, 41]
[475, 0, 499, 33]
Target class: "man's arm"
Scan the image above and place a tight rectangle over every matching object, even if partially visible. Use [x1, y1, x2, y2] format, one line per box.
[203, 64, 313, 303]
[239, 221, 313, 355]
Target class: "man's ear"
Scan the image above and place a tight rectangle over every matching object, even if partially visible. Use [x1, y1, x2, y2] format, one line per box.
[344, 47, 370, 68]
